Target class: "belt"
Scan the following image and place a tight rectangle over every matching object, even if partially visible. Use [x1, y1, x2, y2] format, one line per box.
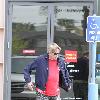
[73, 80, 88, 83]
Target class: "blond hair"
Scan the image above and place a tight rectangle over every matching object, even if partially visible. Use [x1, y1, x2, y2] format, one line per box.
[47, 43, 61, 53]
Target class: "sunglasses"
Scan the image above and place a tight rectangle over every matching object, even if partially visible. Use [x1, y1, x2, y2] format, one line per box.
[54, 53, 59, 55]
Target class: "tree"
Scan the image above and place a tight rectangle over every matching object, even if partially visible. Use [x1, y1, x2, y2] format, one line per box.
[12, 34, 28, 56]
[12, 23, 35, 56]
[57, 19, 75, 32]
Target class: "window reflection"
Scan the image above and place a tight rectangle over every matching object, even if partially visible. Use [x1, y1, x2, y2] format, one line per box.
[54, 6, 90, 56]
[11, 7, 49, 95]
[12, 5, 48, 56]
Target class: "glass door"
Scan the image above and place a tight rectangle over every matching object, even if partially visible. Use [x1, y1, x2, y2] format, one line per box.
[50, 3, 93, 100]
[11, 4, 51, 100]
[10, 2, 94, 100]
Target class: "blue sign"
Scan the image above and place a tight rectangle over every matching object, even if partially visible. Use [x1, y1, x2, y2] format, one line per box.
[86, 16, 100, 42]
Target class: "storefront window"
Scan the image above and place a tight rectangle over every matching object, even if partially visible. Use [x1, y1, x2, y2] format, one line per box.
[11, 3, 93, 100]
[12, 5, 48, 56]
[54, 5, 90, 56]
[11, 5, 48, 99]
[95, 1, 100, 99]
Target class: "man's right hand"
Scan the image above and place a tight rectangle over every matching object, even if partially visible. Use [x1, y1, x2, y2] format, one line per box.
[27, 82, 34, 91]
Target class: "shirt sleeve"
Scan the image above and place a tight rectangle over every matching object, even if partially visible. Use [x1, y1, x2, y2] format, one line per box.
[63, 62, 71, 86]
[23, 59, 38, 83]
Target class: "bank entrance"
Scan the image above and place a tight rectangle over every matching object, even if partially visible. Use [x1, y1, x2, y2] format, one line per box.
[6, 1, 95, 100]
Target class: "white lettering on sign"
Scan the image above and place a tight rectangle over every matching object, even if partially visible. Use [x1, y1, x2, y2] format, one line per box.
[90, 23, 99, 29]
[90, 36, 97, 40]
[97, 31, 100, 34]
[89, 31, 95, 34]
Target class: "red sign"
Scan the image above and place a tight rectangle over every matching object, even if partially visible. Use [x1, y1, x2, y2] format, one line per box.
[23, 50, 35, 54]
[65, 50, 77, 62]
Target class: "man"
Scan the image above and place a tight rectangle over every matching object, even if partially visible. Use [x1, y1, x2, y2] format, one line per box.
[73, 51, 89, 100]
[24, 43, 71, 100]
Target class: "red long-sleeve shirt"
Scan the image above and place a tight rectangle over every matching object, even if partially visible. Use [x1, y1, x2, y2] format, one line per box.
[36, 59, 60, 96]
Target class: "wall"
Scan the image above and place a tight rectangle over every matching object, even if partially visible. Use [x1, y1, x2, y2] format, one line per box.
[0, 0, 4, 99]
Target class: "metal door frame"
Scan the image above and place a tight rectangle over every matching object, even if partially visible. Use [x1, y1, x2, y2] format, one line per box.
[4, 1, 96, 100]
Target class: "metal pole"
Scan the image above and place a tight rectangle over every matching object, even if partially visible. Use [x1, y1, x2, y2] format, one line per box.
[90, 42, 96, 83]
[88, 42, 98, 100]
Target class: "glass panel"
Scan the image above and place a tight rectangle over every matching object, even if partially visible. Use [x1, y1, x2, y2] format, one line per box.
[54, 5, 91, 55]
[96, 2, 100, 99]
[12, 5, 48, 57]
[54, 5, 91, 99]
[11, 5, 48, 99]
